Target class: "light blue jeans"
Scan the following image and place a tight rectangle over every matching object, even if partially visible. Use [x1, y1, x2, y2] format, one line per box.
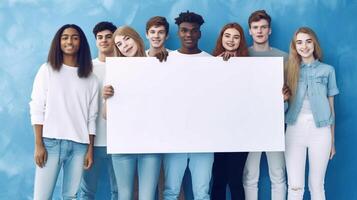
[79, 146, 118, 200]
[163, 153, 214, 200]
[112, 154, 161, 200]
[33, 138, 87, 200]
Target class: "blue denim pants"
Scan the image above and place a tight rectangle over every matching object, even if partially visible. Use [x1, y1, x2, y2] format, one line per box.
[112, 153, 161, 200]
[33, 138, 87, 200]
[79, 146, 118, 200]
[163, 153, 214, 200]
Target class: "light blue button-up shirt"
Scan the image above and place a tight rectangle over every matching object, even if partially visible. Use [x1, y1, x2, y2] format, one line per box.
[285, 60, 339, 127]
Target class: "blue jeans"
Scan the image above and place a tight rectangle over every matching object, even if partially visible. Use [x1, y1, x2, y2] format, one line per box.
[112, 154, 161, 200]
[79, 146, 118, 200]
[33, 138, 87, 200]
[163, 153, 214, 200]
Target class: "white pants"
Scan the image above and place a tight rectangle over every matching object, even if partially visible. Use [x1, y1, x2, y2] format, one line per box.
[285, 113, 331, 200]
[243, 151, 287, 200]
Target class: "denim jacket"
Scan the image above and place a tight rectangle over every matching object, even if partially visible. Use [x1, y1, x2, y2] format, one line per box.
[285, 60, 339, 127]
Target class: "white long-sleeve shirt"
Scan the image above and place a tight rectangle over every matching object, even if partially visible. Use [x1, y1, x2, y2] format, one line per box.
[29, 63, 99, 144]
[92, 58, 107, 146]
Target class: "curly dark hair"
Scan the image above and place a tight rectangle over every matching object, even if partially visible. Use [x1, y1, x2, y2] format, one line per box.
[174, 10, 204, 26]
[92, 21, 116, 37]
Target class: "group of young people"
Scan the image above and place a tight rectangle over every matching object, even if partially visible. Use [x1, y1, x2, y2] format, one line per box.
[29, 9, 339, 200]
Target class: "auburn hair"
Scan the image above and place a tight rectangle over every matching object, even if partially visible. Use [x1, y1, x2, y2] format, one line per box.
[212, 23, 249, 57]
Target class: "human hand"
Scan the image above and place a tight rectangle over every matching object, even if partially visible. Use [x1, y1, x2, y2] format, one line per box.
[282, 84, 291, 101]
[34, 143, 47, 168]
[154, 49, 169, 62]
[84, 145, 93, 170]
[103, 85, 114, 100]
[218, 51, 236, 61]
[330, 143, 336, 159]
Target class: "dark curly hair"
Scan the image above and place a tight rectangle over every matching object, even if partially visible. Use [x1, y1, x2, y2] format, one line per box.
[92, 21, 116, 37]
[175, 10, 204, 26]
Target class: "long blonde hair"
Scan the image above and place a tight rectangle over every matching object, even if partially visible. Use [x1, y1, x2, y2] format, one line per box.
[287, 27, 322, 102]
[112, 26, 146, 57]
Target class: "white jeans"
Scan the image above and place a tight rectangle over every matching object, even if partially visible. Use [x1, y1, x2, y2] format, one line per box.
[243, 151, 286, 200]
[285, 113, 331, 200]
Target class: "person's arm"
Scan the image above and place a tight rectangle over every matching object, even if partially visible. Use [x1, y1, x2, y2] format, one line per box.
[329, 96, 336, 159]
[34, 124, 47, 168]
[102, 85, 114, 120]
[282, 84, 291, 112]
[84, 135, 94, 169]
[103, 100, 108, 120]
[30, 64, 49, 168]
[327, 67, 339, 159]
[84, 79, 99, 170]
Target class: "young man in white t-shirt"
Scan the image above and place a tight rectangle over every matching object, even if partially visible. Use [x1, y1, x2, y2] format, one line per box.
[163, 11, 213, 200]
[79, 21, 118, 200]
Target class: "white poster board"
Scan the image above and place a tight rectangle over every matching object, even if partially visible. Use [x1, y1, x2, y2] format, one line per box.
[106, 57, 284, 153]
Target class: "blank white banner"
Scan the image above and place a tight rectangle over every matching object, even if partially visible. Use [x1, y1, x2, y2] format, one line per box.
[106, 57, 284, 153]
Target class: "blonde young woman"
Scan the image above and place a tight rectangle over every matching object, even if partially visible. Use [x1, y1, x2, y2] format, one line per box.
[285, 27, 339, 200]
[102, 26, 161, 200]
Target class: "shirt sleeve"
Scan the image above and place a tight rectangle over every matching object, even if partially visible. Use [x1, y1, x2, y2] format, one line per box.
[284, 101, 289, 113]
[29, 64, 49, 125]
[327, 67, 339, 96]
[88, 77, 99, 135]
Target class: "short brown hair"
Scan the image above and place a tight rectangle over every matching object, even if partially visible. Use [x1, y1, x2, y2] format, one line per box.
[248, 10, 271, 28]
[146, 16, 169, 35]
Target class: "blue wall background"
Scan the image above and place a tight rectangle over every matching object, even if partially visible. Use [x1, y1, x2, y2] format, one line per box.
[0, 0, 356, 199]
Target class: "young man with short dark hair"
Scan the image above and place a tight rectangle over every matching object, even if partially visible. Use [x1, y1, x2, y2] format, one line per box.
[79, 21, 118, 200]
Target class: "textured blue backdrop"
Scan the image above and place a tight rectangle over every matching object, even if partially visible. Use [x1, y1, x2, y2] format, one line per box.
[0, 0, 356, 199]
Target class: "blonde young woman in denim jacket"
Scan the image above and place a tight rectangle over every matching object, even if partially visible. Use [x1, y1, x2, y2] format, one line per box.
[285, 27, 339, 200]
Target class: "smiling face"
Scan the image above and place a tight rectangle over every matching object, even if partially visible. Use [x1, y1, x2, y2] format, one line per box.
[96, 29, 114, 55]
[178, 22, 201, 51]
[60, 27, 80, 56]
[295, 32, 315, 62]
[146, 25, 167, 49]
[249, 19, 271, 45]
[114, 35, 138, 57]
[222, 28, 241, 52]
